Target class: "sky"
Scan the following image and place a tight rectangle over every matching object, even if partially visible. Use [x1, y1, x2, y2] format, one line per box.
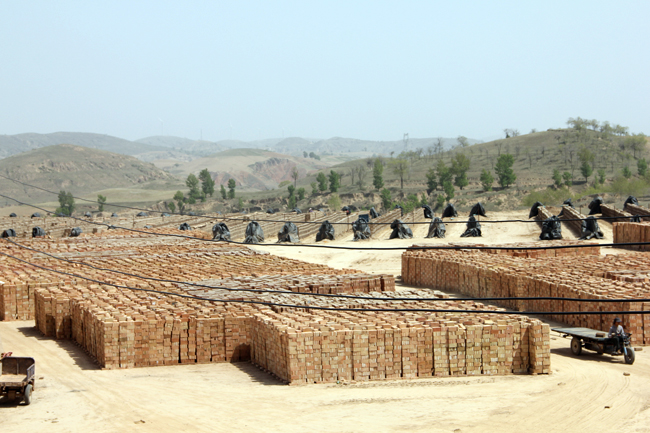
[0, 1, 648, 143]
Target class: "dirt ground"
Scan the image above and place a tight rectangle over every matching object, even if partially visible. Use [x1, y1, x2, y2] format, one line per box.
[2, 210, 648, 433]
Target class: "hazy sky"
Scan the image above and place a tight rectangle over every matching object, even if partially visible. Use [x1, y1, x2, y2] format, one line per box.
[1, 1, 648, 142]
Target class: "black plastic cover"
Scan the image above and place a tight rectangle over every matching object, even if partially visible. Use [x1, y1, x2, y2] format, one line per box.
[563, 198, 575, 208]
[422, 205, 433, 219]
[267, 209, 275, 214]
[389, 219, 413, 239]
[529, 202, 544, 219]
[136, 212, 149, 217]
[624, 196, 639, 208]
[358, 214, 370, 223]
[587, 197, 603, 215]
[293, 208, 302, 214]
[244, 221, 265, 244]
[31, 213, 41, 218]
[70, 227, 83, 237]
[426, 217, 446, 238]
[32, 226, 45, 237]
[316, 220, 335, 241]
[352, 219, 371, 240]
[540, 216, 562, 240]
[188, 212, 197, 216]
[277, 222, 300, 243]
[631, 215, 642, 223]
[161, 213, 170, 217]
[369, 207, 380, 218]
[144, 225, 153, 229]
[579, 216, 604, 240]
[469, 202, 487, 217]
[460, 216, 482, 237]
[394, 204, 404, 217]
[212, 222, 231, 241]
[9, 213, 16, 218]
[111, 213, 119, 217]
[342, 206, 351, 215]
[179, 222, 192, 231]
[84, 212, 92, 218]
[2, 229, 16, 238]
[442, 203, 458, 218]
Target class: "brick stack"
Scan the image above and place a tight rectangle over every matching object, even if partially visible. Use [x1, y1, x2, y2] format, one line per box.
[559, 205, 588, 235]
[625, 203, 650, 221]
[601, 204, 633, 222]
[613, 222, 650, 251]
[402, 242, 650, 345]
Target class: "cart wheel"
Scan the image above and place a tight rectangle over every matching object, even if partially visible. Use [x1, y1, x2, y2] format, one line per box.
[571, 337, 582, 355]
[624, 347, 635, 365]
[23, 384, 32, 405]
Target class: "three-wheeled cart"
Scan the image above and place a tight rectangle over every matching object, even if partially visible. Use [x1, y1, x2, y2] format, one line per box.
[553, 327, 635, 365]
[1, 357, 35, 405]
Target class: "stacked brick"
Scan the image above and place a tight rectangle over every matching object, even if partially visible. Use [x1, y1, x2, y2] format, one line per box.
[613, 222, 650, 251]
[625, 203, 650, 221]
[601, 204, 633, 222]
[249, 308, 549, 383]
[558, 205, 587, 235]
[402, 242, 650, 346]
[1, 229, 550, 381]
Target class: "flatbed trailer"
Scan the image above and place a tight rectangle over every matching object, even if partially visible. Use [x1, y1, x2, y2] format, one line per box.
[553, 327, 635, 364]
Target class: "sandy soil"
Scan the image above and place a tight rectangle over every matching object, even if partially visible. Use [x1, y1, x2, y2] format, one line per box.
[1, 210, 647, 433]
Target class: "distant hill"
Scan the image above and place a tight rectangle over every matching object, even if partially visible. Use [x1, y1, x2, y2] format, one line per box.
[165, 148, 329, 191]
[0, 144, 178, 203]
[0, 132, 167, 159]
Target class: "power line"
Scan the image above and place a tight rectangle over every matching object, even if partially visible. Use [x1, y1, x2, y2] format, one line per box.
[0, 191, 648, 252]
[0, 173, 641, 225]
[1, 248, 649, 315]
[6, 237, 650, 304]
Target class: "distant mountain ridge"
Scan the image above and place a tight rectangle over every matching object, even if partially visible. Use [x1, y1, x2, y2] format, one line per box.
[0, 144, 176, 202]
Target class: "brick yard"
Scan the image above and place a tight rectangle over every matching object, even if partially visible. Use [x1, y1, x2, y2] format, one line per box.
[1, 209, 650, 433]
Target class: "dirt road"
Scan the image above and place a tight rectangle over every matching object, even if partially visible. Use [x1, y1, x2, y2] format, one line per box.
[2, 210, 647, 432]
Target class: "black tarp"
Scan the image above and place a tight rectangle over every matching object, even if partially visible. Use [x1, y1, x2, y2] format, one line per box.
[469, 202, 487, 217]
[579, 216, 604, 240]
[84, 212, 92, 218]
[111, 213, 119, 217]
[369, 207, 380, 218]
[422, 205, 433, 219]
[136, 212, 149, 217]
[32, 226, 45, 237]
[460, 216, 482, 237]
[212, 223, 231, 241]
[394, 205, 404, 217]
[358, 214, 370, 223]
[108, 225, 117, 230]
[2, 229, 16, 238]
[9, 213, 16, 218]
[144, 225, 153, 229]
[179, 222, 192, 231]
[55, 212, 66, 217]
[342, 206, 351, 216]
[161, 213, 170, 217]
[70, 227, 82, 237]
[316, 220, 335, 241]
[540, 216, 562, 240]
[31, 213, 41, 218]
[588, 197, 603, 215]
[188, 212, 197, 216]
[529, 202, 544, 219]
[563, 198, 575, 208]
[267, 209, 275, 214]
[293, 208, 302, 214]
[389, 219, 413, 239]
[426, 217, 446, 238]
[442, 203, 457, 218]
[631, 215, 642, 223]
[244, 221, 265, 244]
[277, 222, 300, 243]
[624, 196, 639, 208]
[352, 219, 371, 240]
